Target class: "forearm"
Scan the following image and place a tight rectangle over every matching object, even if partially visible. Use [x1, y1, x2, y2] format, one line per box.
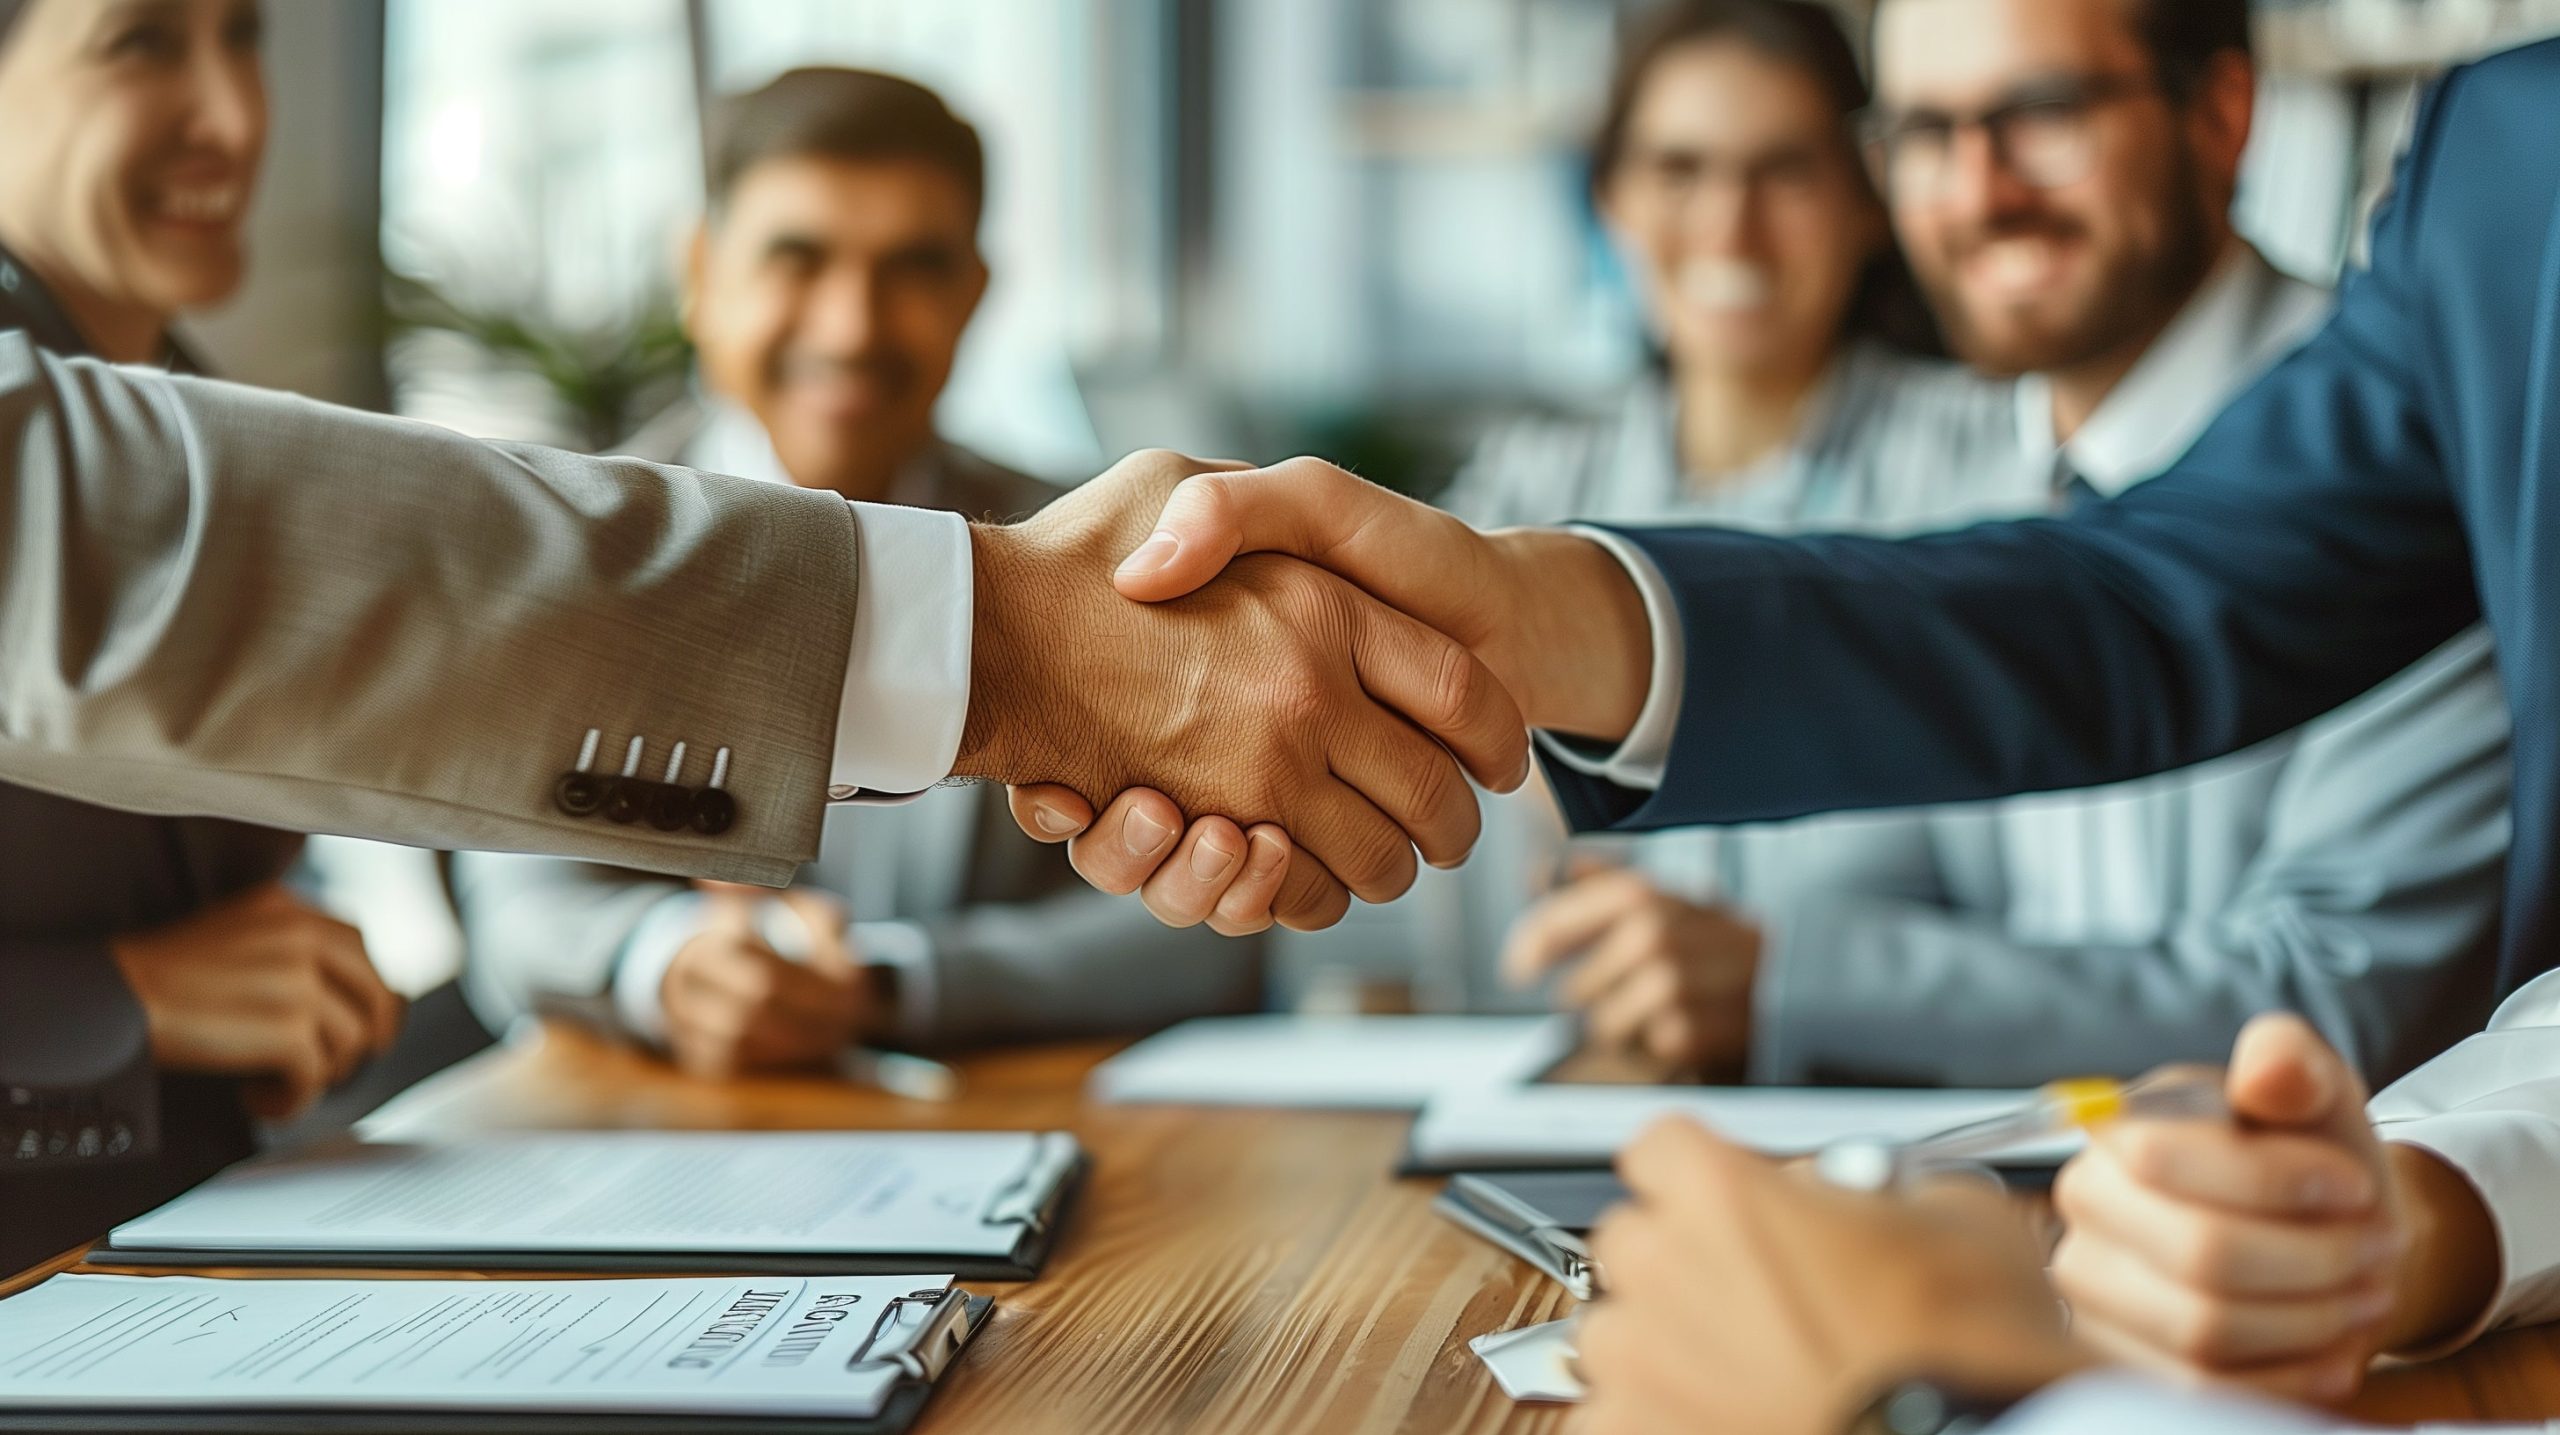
[0, 340, 853, 882]
[911, 891, 1264, 1050]
[449, 852, 684, 1036]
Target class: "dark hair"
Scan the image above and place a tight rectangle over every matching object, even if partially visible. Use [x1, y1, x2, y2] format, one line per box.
[1593, 0, 1941, 356]
[1870, 0, 2253, 99]
[2125, 0, 2254, 97]
[705, 67, 984, 223]
[0, 0, 26, 49]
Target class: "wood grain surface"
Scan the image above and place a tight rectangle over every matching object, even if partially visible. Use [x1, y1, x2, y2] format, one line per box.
[9, 1024, 2553, 1433]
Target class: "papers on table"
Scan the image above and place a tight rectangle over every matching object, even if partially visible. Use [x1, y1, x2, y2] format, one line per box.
[107, 1131, 1082, 1277]
[0, 1273, 972, 1425]
[1405, 1085, 2080, 1173]
[1088, 1015, 1575, 1110]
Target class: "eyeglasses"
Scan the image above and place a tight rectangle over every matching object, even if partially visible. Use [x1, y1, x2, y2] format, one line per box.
[1859, 74, 2159, 199]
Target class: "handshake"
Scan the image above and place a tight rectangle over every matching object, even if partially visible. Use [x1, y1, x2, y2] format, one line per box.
[951, 450, 1658, 935]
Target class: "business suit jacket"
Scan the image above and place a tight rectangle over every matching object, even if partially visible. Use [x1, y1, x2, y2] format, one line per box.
[0, 332, 867, 1210]
[1544, 40, 2559, 999]
[0, 254, 309, 1271]
[455, 402, 1260, 1051]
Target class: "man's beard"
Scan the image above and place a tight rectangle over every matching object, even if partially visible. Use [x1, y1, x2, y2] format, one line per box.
[1921, 151, 2219, 378]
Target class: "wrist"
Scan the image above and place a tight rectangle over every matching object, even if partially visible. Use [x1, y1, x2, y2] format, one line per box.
[1482, 528, 1651, 742]
[2380, 1141, 2501, 1353]
[955, 524, 1041, 782]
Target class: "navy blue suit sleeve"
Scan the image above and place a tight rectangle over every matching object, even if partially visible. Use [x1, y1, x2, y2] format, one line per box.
[0, 939, 158, 1166]
[1548, 64, 2481, 834]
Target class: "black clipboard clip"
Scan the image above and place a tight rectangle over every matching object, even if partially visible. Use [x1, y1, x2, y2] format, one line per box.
[978, 1132, 1079, 1237]
[846, 1287, 976, 1383]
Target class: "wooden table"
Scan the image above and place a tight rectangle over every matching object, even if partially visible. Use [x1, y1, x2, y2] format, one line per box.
[11, 1024, 2560, 1433]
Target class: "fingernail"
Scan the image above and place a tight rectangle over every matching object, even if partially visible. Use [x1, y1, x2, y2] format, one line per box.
[1030, 800, 1080, 836]
[1242, 832, 1288, 882]
[1116, 530, 1181, 580]
[1191, 833, 1242, 881]
[1123, 806, 1174, 857]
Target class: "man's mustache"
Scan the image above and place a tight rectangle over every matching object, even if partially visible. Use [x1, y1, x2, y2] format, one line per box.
[770, 353, 917, 390]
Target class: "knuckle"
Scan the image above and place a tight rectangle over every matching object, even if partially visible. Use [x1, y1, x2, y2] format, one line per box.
[2170, 1299, 2236, 1362]
[1425, 642, 1484, 732]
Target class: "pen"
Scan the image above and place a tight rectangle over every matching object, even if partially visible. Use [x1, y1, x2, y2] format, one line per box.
[753, 899, 962, 1102]
[1815, 1069, 2229, 1192]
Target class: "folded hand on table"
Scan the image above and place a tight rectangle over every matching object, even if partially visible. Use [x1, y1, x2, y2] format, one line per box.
[108, 881, 406, 1120]
[658, 886, 875, 1080]
[957, 450, 1536, 933]
[1002, 458, 1654, 931]
[1571, 1116, 2092, 1435]
[2049, 1013, 2500, 1405]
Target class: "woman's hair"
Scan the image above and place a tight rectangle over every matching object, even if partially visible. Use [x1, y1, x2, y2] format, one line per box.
[0, 0, 25, 50]
[1591, 0, 1941, 356]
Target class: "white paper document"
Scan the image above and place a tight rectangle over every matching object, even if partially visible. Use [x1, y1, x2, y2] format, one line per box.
[1408, 1086, 2081, 1170]
[0, 1273, 957, 1418]
[1088, 1015, 1575, 1110]
[110, 1130, 1076, 1258]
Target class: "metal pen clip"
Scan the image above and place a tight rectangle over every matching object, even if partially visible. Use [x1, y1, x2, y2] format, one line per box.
[846, 1287, 974, 1384]
[1531, 1224, 1602, 1302]
[979, 1132, 1079, 1235]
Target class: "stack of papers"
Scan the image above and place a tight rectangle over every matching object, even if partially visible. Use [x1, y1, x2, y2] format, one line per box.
[1088, 1015, 1574, 1110]
[1405, 1085, 2078, 1173]
[0, 1273, 979, 1431]
[104, 1131, 1083, 1278]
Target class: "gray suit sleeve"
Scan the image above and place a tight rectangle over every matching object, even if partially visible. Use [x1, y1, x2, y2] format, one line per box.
[449, 850, 685, 1039]
[0, 938, 155, 1168]
[0, 337, 858, 884]
[1752, 628, 2509, 1089]
[906, 891, 1264, 1051]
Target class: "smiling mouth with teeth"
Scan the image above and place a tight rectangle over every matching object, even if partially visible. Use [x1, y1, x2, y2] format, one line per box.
[152, 187, 243, 225]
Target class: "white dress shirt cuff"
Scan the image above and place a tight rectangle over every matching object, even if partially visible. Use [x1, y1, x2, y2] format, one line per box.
[851, 919, 940, 1044]
[1531, 525, 1683, 794]
[611, 890, 709, 1047]
[1989, 1372, 2346, 1434]
[829, 502, 973, 801]
[2377, 1109, 2560, 1356]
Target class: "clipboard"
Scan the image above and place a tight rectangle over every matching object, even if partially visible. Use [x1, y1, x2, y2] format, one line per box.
[100, 1133, 1088, 1281]
[0, 1282, 993, 1435]
[1433, 1171, 1622, 1298]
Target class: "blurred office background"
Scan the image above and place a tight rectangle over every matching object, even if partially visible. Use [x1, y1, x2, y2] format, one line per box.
[199, 0, 2560, 1008]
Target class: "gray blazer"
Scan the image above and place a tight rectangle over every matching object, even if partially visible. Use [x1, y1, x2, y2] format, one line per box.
[0, 332, 874, 1211]
[453, 402, 1261, 1052]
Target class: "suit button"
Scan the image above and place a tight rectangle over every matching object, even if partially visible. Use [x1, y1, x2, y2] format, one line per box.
[602, 778, 646, 824]
[555, 771, 608, 817]
[646, 784, 693, 831]
[691, 787, 738, 836]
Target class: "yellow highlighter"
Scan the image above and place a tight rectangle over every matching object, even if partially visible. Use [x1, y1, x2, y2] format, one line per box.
[1815, 1069, 2229, 1192]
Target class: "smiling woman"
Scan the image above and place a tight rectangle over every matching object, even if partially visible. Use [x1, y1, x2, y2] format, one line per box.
[0, 0, 267, 363]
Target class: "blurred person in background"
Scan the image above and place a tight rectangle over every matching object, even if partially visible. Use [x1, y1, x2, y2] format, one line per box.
[1372, 0, 2508, 1094]
[1284, 0, 1992, 1029]
[454, 68, 1259, 1078]
[0, 0, 404, 1273]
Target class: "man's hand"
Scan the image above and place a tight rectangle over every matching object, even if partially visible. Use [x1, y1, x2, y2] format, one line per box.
[1575, 1118, 2093, 1435]
[962, 451, 1534, 931]
[108, 882, 406, 1120]
[1005, 456, 1646, 927]
[1502, 866, 1759, 1076]
[659, 888, 873, 1080]
[2049, 1013, 2500, 1404]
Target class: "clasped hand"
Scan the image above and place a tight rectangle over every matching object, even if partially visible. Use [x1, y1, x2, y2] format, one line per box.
[964, 449, 1655, 932]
